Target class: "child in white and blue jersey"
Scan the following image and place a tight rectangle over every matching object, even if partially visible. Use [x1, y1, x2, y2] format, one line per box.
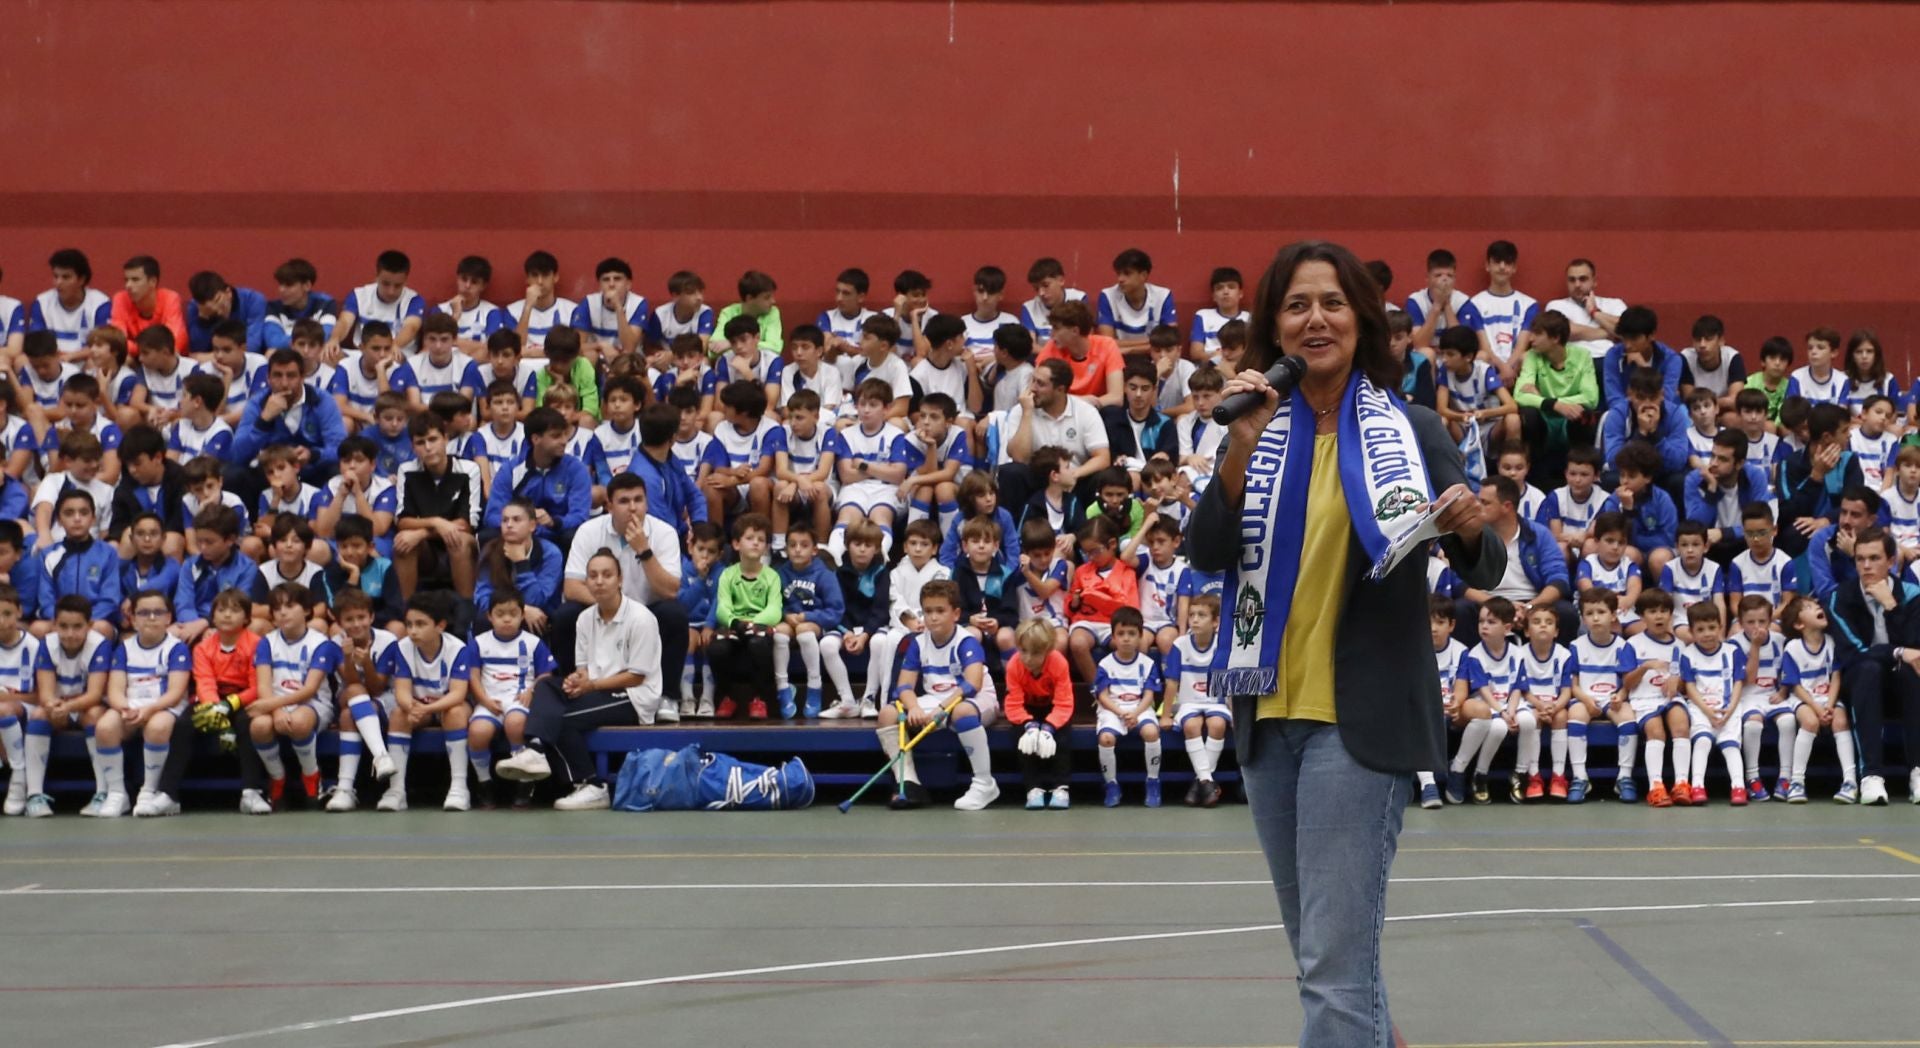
[1661, 524, 1724, 639]
[340, 268, 427, 350]
[166, 373, 234, 463]
[1785, 333, 1845, 406]
[1097, 250, 1176, 346]
[376, 594, 475, 812]
[250, 585, 342, 808]
[502, 278, 575, 354]
[324, 583, 401, 811]
[1885, 445, 1920, 557]
[1683, 389, 1720, 470]
[471, 382, 527, 476]
[132, 334, 206, 416]
[1124, 515, 1189, 657]
[30, 603, 116, 814]
[1841, 331, 1898, 414]
[1092, 607, 1165, 807]
[28, 279, 112, 356]
[818, 270, 876, 359]
[875, 580, 1000, 811]
[17, 340, 78, 414]
[1188, 268, 1248, 361]
[668, 387, 714, 490]
[1434, 328, 1517, 445]
[1416, 596, 1470, 805]
[826, 385, 910, 561]
[1781, 596, 1856, 802]
[1493, 444, 1547, 522]
[701, 318, 784, 417]
[1675, 602, 1745, 803]
[646, 272, 716, 348]
[777, 327, 846, 420]
[570, 262, 649, 358]
[392, 316, 483, 406]
[1579, 513, 1643, 630]
[465, 593, 556, 799]
[1619, 591, 1683, 804]
[1163, 594, 1229, 800]
[1016, 519, 1070, 630]
[768, 390, 834, 541]
[898, 396, 972, 534]
[105, 590, 193, 818]
[1727, 511, 1793, 614]
[1446, 599, 1521, 803]
[1516, 605, 1572, 799]
[1729, 594, 1795, 801]
[595, 376, 647, 479]
[1566, 589, 1634, 801]
[0, 596, 42, 816]
[700, 383, 780, 524]
[1848, 394, 1900, 489]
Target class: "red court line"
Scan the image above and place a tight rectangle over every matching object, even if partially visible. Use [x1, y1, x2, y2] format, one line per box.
[1, 974, 1294, 994]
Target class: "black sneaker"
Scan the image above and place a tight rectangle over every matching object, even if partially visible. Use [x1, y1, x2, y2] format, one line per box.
[1184, 779, 1203, 807]
[511, 782, 535, 811]
[1471, 773, 1492, 805]
[1202, 780, 1223, 808]
[889, 782, 931, 810]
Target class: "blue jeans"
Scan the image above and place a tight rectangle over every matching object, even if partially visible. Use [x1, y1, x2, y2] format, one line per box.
[1242, 719, 1407, 1047]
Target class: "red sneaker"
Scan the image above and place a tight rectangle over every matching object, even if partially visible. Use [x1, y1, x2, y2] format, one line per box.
[1691, 784, 1709, 806]
[748, 699, 769, 720]
[1647, 783, 1671, 808]
[301, 771, 321, 801]
[1730, 786, 1749, 806]
[1548, 774, 1569, 799]
[1672, 783, 1692, 807]
[267, 776, 287, 808]
[1524, 774, 1545, 800]
[715, 698, 738, 719]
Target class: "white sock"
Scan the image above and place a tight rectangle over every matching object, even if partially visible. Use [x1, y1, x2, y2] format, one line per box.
[957, 724, 992, 783]
[388, 733, 412, 787]
[773, 632, 791, 689]
[1205, 735, 1224, 772]
[255, 738, 286, 781]
[1569, 723, 1589, 779]
[1475, 718, 1509, 775]
[1772, 712, 1796, 781]
[445, 733, 467, 789]
[1099, 744, 1117, 783]
[1792, 728, 1815, 781]
[1516, 710, 1540, 775]
[0, 717, 24, 771]
[906, 499, 929, 524]
[25, 721, 51, 795]
[771, 532, 787, 553]
[469, 746, 493, 783]
[292, 732, 319, 776]
[827, 525, 848, 563]
[876, 724, 918, 784]
[821, 634, 854, 704]
[866, 631, 902, 702]
[1719, 743, 1743, 786]
[1741, 717, 1763, 781]
[99, 743, 125, 795]
[701, 662, 716, 704]
[1550, 729, 1568, 778]
[1185, 736, 1212, 780]
[1836, 730, 1858, 785]
[85, 731, 102, 789]
[877, 531, 893, 561]
[348, 700, 388, 760]
[1144, 738, 1162, 781]
[337, 732, 364, 787]
[1646, 739, 1667, 787]
[937, 501, 961, 536]
[1671, 736, 1694, 789]
[680, 657, 698, 705]
[142, 741, 169, 789]
[1617, 727, 1638, 776]
[1690, 736, 1711, 788]
[1415, 770, 1436, 787]
[798, 632, 822, 687]
[1450, 719, 1488, 773]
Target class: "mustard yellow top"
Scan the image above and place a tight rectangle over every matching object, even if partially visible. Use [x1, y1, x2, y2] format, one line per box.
[1256, 433, 1350, 723]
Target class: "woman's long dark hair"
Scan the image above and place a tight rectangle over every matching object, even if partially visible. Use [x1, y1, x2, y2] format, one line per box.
[483, 497, 540, 595]
[1244, 240, 1397, 392]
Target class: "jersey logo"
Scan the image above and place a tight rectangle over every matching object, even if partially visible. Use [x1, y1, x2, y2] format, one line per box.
[1374, 486, 1423, 523]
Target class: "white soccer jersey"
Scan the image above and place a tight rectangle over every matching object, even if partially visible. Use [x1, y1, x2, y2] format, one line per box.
[33, 472, 114, 539]
[1781, 636, 1836, 703]
[1745, 430, 1780, 472]
[1018, 289, 1087, 343]
[1849, 428, 1898, 489]
[1470, 290, 1539, 364]
[470, 629, 556, 707]
[771, 424, 828, 477]
[1167, 634, 1222, 704]
[1579, 554, 1639, 601]
[1622, 633, 1682, 704]
[1176, 414, 1224, 464]
[1433, 638, 1467, 704]
[1017, 557, 1070, 626]
[776, 363, 845, 417]
[113, 634, 192, 712]
[1519, 642, 1571, 702]
[395, 352, 478, 399]
[650, 301, 715, 345]
[30, 288, 113, 351]
[329, 354, 386, 416]
[439, 298, 503, 344]
[18, 361, 78, 410]
[707, 416, 779, 472]
[1730, 632, 1784, 706]
[0, 632, 37, 698]
[1569, 634, 1626, 703]
[257, 628, 342, 709]
[322, 473, 394, 522]
[1886, 483, 1920, 550]
[899, 427, 972, 483]
[1539, 486, 1608, 533]
[1843, 373, 1898, 415]
[1095, 284, 1176, 338]
[881, 306, 940, 358]
[37, 632, 112, 700]
[345, 283, 427, 349]
[901, 628, 995, 704]
[1464, 640, 1523, 708]
[1679, 641, 1740, 712]
[259, 482, 326, 522]
[1786, 365, 1845, 406]
[703, 348, 784, 394]
[1188, 307, 1249, 360]
[1728, 548, 1791, 603]
[1686, 425, 1717, 464]
[816, 307, 876, 352]
[1439, 359, 1503, 412]
[1135, 553, 1188, 632]
[670, 432, 711, 485]
[1095, 652, 1162, 704]
[828, 420, 906, 468]
[472, 422, 525, 472]
[379, 635, 472, 701]
[910, 357, 972, 416]
[136, 359, 206, 412]
[504, 297, 578, 352]
[595, 419, 642, 477]
[574, 294, 650, 354]
[168, 416, 233, 461]
[1517, 483, 1546, 523]
[1661, 559, 1724, 609]
[835, 353, 914, 410]
[960, 311, 1019, 365]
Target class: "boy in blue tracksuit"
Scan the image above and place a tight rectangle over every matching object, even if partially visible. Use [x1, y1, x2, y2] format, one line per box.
[1681, 430, 1775, 557]
[820, 521, 893, 718]
[1601, 371, 1692, 490]
[35, 491, 123, 636]
[677, 522, 724, 720]
[1613, 442, 1680, 580]
[774, 524, 847, 717]
[482, 407, 593, 550]
[172, 503, 260, 643]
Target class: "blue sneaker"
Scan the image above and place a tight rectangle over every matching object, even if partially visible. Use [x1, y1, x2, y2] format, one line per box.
[1418, 783, 1442, 809]
[1617, 778, 1640, 804]
[1567, 778, 1589, 804]
[1786, 782, 1808, 804]
[1835, 781, 1860, 805]
[1103, 782, 1121, 808]
[1444, 770, 1466, 805]
[1144, 780, 1161, 808]
[777, 685, 797, 719]
[1746, 778, 1771, 803]
[802, 687, 822, 718]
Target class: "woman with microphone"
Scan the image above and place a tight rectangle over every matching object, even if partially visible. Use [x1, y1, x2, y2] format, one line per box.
[1189, 241, 1503, 1045]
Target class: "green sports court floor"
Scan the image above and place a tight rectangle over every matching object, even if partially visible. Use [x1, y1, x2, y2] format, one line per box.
[3, 802, 1919, 1048]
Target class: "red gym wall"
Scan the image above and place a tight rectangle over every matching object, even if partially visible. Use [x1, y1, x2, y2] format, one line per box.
[4, 1, 1918, 370]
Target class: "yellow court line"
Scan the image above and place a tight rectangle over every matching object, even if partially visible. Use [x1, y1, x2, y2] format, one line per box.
[0, 843, 1896, 867]
[1875, 844, 1920, 866]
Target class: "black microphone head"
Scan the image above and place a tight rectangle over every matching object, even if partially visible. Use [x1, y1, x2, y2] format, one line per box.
[1275, 355, 1307, 383]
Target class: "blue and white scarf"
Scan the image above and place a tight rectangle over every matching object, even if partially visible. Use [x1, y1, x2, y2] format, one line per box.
[1211, 371, 1431, 697]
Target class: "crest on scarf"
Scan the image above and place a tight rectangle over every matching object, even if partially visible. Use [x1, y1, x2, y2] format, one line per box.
[1233, 587, 1265, 649]
[1373, 486, 1423, 522]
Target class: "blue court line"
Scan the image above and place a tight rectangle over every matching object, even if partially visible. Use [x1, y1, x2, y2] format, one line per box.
[1575, 918, 1733, 1048]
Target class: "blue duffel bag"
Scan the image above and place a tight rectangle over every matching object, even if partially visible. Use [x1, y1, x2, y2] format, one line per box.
[612, 745, 814, 811]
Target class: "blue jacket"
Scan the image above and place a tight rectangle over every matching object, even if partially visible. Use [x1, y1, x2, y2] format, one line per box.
[1601, 399, 1690, 477]
[631, 445, 707, 535]
[1600, 340, 1684, 414]
[8, 558, 41, 623]
[682, 563, 721, 625]
[174, 550, 259, 624]
[38, 538, 123, 624]
[185, 286, 288, 353]
[0, 475, 27, 535]
[1503, 518, 1573, 598]
[484, 452, 593, 542]
[1622, 485, 1680, 557]
[121, 555, 182, 605]
[232, 384, 348, 470]
[1681, 464, 1773, 537]
[938, 507, 1019, 569]
[775, 557, 845, 630]
[1827, 576, 1920, 669]
[474, 537, 565, 615]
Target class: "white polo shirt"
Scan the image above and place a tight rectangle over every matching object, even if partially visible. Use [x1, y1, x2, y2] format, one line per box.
[565, 511, 682, 606]
[577, 596, 663, 718]
[999, 395, 1109, 469]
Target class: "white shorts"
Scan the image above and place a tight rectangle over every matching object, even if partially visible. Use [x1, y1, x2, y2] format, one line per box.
[1739, 690, 1798, 720]
[1684, 701, 1742, 746]
[837, 479, 901, 514]
[908, 689, 999, 725]
[1175, 701, 1233, 726]
[342, 689, 397, 719]
[470, 700, 529, 726]
[1628, 694, 1672, 726]
[1097, 699, 1159, 737]
[1070, 621, 1112, 644]
[300, 696, 336, 727]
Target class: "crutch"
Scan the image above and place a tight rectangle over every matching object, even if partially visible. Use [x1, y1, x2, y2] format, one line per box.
[838, 693, 967, 813]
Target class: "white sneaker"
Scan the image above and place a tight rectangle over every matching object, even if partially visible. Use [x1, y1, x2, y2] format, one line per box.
[375, 785, 408, 812]
[655, 702, 680, 724]
[98, 791, 131, 818]
[553, 781, 610, 811]
[80, 791, 106, 817]
[818, 701, 858, 720]
[131, 789, 157, 818]
[145, 792, 181, 817]
[372, 752, 398, 780]
[239, 788, 272, 815]
[494, 748, 552, 782]
[953, 779, 1001, 811]
[324, 787, 358, 813]
[1909, 767, 1920, 804]
[858, 697, 878, 719]
[678, 697, 698, 720]
[1862, 774, 1890, 806]
[25, 794, 54, 818]
[695, 696, 715, 719]
[4, 778, 27, 815]
[443, 786, 471, 812]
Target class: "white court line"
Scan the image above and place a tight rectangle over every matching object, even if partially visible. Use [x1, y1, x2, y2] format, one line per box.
[149, 896, 1920, 1048]
[15, 872, 1919, 898]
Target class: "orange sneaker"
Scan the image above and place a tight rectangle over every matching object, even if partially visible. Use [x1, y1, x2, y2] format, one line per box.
[301, 771, 321, 801]
[1672, 783, 1692, 806]
[747, 699, 769, 720]
[1691, 784, 1709, 806]
[1548, 774, 1569, 800]
[267, 776, 286, 808]
[1730, 786, 1749, 806]
[715, 698, 738, 719]
[1524, 774, 1545, 800]
[1647, 782, 1672, 807]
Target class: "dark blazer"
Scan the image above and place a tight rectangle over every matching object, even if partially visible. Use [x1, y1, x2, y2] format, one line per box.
[1188, 403, 1505, 774]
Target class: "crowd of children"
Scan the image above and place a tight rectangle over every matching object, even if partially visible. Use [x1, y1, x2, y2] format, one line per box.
[0, 242, 1911, 816]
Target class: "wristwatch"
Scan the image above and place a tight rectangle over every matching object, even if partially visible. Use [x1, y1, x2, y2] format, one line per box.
[638, 548, 655, 562]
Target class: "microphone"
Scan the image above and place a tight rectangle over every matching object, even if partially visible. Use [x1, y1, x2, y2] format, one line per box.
[1212, 355, 1308, 425]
